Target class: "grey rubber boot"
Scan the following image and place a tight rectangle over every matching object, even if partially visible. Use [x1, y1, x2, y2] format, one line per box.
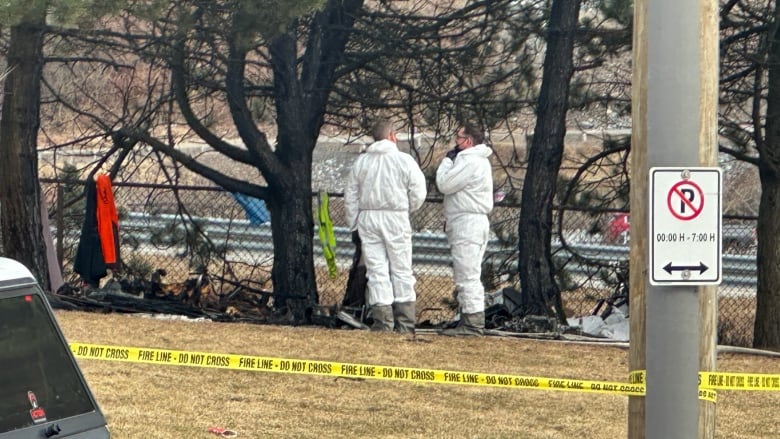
[393, 301, 416, 333]
[370, 305, 394, 332]
[439, 312, 485, 337]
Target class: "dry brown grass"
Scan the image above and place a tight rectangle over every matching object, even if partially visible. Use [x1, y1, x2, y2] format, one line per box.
[55, 310, 780, 439]
[317, 268, 458, 325]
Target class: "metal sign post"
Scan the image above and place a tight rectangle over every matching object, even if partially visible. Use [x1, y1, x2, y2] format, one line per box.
[641, 0, 720, 438]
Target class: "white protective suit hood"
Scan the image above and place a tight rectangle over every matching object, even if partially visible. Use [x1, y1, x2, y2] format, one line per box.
[435, 143, 494, 219]
[344, 139, 427, 230]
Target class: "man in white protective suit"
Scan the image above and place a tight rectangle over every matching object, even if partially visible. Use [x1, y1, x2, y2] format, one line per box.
[344, 120, 427, 332]
[436, 123, 494, 336]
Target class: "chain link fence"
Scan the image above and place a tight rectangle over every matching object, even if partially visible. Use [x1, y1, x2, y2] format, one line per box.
[40, 178, 758, 345]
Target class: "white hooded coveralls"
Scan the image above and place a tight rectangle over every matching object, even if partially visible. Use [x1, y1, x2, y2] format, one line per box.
[435, 144, 493, 314]
[344, 139, 427, 306]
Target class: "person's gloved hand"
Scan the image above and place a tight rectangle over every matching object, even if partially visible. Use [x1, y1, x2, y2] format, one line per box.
[446, 147, 461, 160]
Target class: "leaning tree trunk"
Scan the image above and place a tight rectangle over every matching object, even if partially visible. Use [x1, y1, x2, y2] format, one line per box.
[0, 14, 50, 291]
[517, 0, 581, 324]
[754, 6, 780, 349]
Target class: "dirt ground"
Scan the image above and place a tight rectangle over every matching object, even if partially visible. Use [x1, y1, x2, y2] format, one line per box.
[56, 310, 780, 439]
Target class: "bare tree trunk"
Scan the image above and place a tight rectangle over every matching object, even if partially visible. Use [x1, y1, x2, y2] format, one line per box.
[754, 177, 780, 348]
[0, 13, 49, 291]
[754, 3, 780, 349]
[517, 0, 582, 323]
[267, 160, 318, 321]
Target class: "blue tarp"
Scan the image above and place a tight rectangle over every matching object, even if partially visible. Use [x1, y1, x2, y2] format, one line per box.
[232, 193, 271, 225]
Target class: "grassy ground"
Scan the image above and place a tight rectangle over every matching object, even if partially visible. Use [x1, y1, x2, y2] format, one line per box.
[56, 310, 779, 439]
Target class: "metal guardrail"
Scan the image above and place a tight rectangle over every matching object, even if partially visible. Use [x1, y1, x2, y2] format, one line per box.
[121, 212, 757, 288]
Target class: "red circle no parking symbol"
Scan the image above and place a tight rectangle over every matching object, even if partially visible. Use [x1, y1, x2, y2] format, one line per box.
[667, 181, 704, 221]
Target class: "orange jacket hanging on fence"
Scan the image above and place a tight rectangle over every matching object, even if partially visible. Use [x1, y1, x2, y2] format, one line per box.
[95, 174, 120, 267]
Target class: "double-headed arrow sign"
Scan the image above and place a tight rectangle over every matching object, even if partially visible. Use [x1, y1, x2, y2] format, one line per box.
[663, 262, 708, 275]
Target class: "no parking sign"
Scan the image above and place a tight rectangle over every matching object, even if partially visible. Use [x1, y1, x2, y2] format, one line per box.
[667, 180, 704, 220]
[649, 167, 722, 285]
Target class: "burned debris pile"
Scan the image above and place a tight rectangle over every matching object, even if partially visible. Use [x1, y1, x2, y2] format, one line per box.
[50, 270, 275, 323]
[49, 273, 625, 341]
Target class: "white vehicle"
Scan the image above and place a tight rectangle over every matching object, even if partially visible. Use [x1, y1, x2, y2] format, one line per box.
[0, 258, 110, 438]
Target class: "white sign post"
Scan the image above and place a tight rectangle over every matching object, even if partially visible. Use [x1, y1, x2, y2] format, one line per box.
[649, 167, 722, 285]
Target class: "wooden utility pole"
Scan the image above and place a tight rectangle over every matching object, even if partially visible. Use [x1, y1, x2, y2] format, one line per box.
[697, 1, 720, 437]
[629, 0, 718, 438]
[628, 0, 648, 435]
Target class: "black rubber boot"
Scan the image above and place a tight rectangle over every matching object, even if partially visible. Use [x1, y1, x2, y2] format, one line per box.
[369, 305, 394, 331]
[393, 301, 416, 333]
[439, 312, 485, 337]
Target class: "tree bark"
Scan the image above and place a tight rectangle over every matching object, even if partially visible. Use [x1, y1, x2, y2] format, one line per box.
[754, 4, 780, 349]
[0, 14, 49, 291]
[266, 154, 318, 321]
[258, 1, 363, 320]
[754, 9, 780, 349]
[517, 0, 582, 323]
[754, 175, 780, 348]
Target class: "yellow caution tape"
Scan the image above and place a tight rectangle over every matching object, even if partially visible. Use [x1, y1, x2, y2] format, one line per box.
[70, 342, 643, 397]
[627, 371, 720, 402]
[629, 370, 645, 386]
[72, 343, 762, 403]
[632, 369, 780, 391]
[698, 389, 718, 403]
[701, 372, 780, 391]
